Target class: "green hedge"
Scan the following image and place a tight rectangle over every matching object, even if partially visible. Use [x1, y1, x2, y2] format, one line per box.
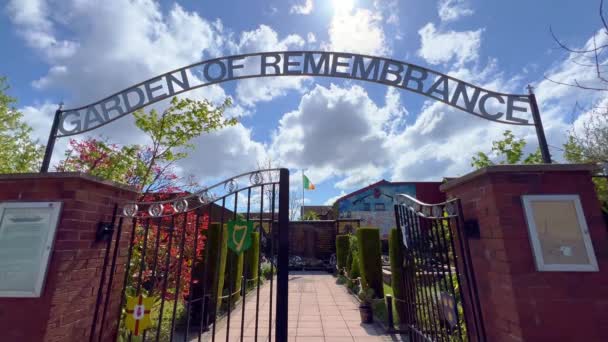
[356, 227, 384, 298]
[346, 234, 359, 275]
[389, 228, 407, 324]
[350, 249, 361, 279]
[336, 235, 350, 271]
[203, 223, 227, 313]
[225, 249, 244, 305]
[244, 232, 260, 287]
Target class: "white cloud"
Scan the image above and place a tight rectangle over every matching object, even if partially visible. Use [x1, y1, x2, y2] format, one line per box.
[324, 191, 347, 205]
[290, 0, 313, 15]
[270, 83, 407, 189]
[307, 32, 317, 44]
[6, 0, 79, 60]
[232, 25, 310, 107]
[417, 23, 482, 66]
[324, 7, 389, 55]
[179, 123, 267, 181]
[6, 0, 268, 181]
[373, 0, 400, 25]
[438, 0, 473, 22]
[20, 102, 69, 167]
[7, 0, 224, 106]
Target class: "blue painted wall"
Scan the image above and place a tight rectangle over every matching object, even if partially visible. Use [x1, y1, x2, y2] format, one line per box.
[337, 182, 416, 238]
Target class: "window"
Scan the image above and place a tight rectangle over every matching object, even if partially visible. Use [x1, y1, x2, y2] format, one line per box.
[375, 203, 385, 211]
[363, 203, 370, 211]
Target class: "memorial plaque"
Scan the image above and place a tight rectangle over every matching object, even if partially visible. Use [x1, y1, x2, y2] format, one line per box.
[522, 195, 599, 272]
[0, 202, 62, 297]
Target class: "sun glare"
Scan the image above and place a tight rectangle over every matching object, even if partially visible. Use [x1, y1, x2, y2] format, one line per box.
[331, 0, 355, 14]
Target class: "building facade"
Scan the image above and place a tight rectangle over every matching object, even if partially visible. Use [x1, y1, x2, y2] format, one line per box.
[334, 180, 444, 238]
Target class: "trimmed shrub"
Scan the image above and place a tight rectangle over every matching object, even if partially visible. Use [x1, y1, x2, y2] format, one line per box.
[356, 227, 384, 298]
[389, 228, 407, 325]
[224, 249, 244, 305]
[191, 222, 227, 322]
[346, 234, 359, 275]
[244, 232, 260, 288]
[350, 250, 361, 279]
[336, 235, 350, 271]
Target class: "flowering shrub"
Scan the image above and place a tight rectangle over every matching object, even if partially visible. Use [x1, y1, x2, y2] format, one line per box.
[127, 204, 209, 301]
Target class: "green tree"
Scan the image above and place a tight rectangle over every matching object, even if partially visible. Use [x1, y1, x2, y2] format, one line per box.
[0, 77, 44, 173]
[134, 96, 235, 192]
[471, 130, 543, 168]
[564, 132, 608, 212]
[57, 96, 236, 193]
[301, 211, 320, 220]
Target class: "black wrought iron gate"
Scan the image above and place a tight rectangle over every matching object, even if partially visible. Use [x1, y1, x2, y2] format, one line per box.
[89, 168, 290, 342]
[394, 195, 485, 342]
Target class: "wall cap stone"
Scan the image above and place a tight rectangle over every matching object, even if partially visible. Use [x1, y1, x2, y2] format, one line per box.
[0, 171, 138, 193]
[440, 164, 598, 192]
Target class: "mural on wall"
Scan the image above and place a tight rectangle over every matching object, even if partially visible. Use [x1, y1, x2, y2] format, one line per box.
[337, 181, 416, 238]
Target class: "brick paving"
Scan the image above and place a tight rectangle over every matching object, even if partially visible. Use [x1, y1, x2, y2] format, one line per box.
[200, 271, 406, 342]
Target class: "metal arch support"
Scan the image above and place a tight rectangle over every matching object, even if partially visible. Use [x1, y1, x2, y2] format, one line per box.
[40, 108, 62, 172]
[527, 87, 552, 163]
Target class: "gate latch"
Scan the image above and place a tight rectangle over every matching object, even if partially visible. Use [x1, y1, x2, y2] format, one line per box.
[96, 222, 114, 242]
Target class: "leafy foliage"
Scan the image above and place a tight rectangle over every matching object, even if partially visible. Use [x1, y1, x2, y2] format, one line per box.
[56, 96, 236, 193]
[126, 209, 208, 301]
[564, 135, 608, 211]
[244, 232, 260, 289]
[471, 130, 543, 168]
[224, 249, 244, 305]
[345, 234, 359, 275]
[261, 262, 275, 280]
[389, 228, 407, 325]
[0, 77, 44, 173]
[133, 96, 236, 193]
[301, 210, 320, 220]
[336, 235, 350, 271]
[356, 227, 384, 299]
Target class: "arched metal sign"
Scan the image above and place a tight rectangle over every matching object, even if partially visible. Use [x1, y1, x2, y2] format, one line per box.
[40, 51, 551, 170]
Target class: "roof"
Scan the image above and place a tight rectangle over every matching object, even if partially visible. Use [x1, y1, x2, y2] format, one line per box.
[332, 179, 444, 205]
[332, 180, 403, 204]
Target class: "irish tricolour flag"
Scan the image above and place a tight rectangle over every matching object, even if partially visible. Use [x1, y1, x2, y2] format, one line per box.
[303, 174, 315, 190]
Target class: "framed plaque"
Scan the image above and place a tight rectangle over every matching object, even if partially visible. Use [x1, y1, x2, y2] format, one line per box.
[0, 202, 62, 297]
[522, 195, 599, 272]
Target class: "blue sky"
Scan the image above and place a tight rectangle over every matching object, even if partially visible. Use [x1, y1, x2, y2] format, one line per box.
[1, 0, 606, 207]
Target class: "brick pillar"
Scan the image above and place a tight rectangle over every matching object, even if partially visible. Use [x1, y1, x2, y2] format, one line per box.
[441, 164, 608, 342]
[0, 173, 137, 342]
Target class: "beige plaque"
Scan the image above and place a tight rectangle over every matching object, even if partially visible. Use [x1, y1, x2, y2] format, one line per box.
[522, 195, 598, 272]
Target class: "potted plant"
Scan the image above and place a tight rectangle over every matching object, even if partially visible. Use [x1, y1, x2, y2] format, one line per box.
[358, 288, 375, 324]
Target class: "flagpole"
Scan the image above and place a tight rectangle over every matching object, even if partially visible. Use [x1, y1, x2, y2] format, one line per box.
[301, 169, 305, 219]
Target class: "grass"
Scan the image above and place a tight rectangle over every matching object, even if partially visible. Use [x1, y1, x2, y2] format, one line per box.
[371, 284, 400, 326]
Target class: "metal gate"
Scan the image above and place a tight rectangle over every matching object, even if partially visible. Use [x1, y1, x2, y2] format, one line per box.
[89, 168, 290, 342]
[394, 194, 485, 342]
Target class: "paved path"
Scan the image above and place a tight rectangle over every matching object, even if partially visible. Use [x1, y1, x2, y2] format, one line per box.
[201, 271, 406, 342]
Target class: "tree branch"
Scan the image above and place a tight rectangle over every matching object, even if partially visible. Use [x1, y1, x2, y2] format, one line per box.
[543, 75, 608, 91]
[550, 26, 608, 53]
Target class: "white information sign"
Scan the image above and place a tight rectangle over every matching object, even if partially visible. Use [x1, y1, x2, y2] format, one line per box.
[0, 202, 62, 297]
[522, 195, 599, 272]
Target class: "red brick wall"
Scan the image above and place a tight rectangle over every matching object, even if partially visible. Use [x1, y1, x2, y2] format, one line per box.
[414, 181, 445, 204]
[0, 173, 137, 342]
[442, 165, 608, 342]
